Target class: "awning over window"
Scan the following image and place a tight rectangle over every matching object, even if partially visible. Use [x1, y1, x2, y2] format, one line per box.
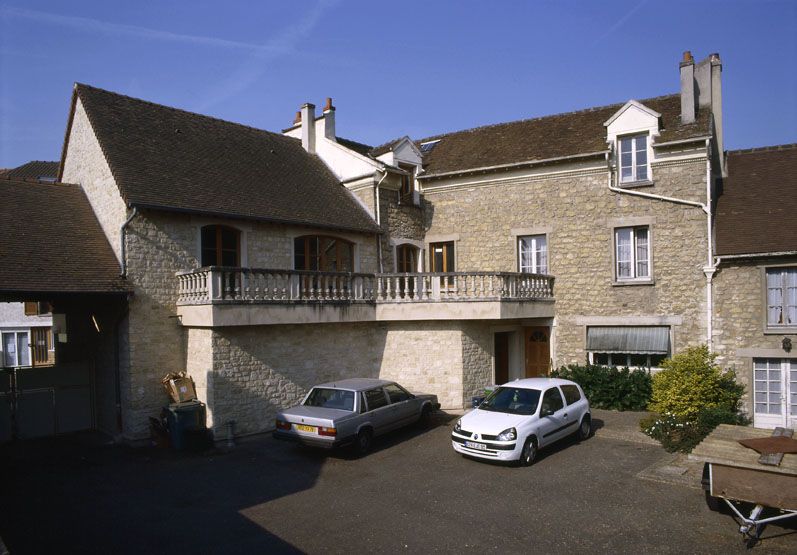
[586, 326, 670, 354]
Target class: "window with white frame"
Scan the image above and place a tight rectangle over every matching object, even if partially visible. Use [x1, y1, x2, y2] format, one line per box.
[518, 235, 548, 274]
[766, 267, 797, 328]
[2, 331, 30, 368]
[615, 226, 650, 280]
[619, 134, 649, 183]
[586, 326, 670, 370]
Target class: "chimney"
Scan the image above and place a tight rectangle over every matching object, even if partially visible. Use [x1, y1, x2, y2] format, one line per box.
[679, 51, 695, 124]
[322, 97, 336, 140]
[300, 102, 316, 153]
[689, 52, 725, 173]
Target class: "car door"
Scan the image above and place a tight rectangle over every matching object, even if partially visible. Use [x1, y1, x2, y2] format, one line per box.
[383, 383, 416, 428]
[536, 387, 573, 446]
[559, 384, 588, 423]
[363, 387, 392, 435]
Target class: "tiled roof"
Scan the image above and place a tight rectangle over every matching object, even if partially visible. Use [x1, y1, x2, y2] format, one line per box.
[417, 94, 711, 177]
[67, 84, 379, 234]
[0, 178, 129, 294]
[715, 144, 797, 256]
[335, 136, 373, 157]
[369, 138, 404, 158]
[3, 161, 59, 180]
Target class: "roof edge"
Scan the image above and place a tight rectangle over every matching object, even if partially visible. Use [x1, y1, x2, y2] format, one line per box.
[419, 150, 609, 180]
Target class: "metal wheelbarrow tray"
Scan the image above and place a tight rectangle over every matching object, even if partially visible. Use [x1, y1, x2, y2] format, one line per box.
[689, 424, 797, 541]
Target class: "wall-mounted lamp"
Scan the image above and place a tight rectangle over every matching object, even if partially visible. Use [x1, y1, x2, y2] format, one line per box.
[783, 337, 792, 353]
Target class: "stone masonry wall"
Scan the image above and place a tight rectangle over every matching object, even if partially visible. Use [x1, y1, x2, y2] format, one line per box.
[461, 322, 494, 403]
[422, 158, 710, 367]
[712, 258, 797, 417]
[61, 98, 128, 260]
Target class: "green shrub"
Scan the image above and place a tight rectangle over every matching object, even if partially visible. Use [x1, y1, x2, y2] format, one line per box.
[640, 407, 749, 453]
[551, 364, 651, 411]
[648, 345, 744, 420]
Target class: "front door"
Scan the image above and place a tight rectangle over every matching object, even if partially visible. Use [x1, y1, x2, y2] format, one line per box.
[753, 358, 796, 429]
[524, 327, 550, 377]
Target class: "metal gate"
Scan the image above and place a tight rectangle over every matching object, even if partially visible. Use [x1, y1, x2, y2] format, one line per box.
[0, 362, 94, 441]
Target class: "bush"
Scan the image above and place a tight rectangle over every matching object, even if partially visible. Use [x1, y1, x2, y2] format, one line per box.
[551, 364, 651, 411]
[640, 407, 749, 453]
[648, 345, 744, 420]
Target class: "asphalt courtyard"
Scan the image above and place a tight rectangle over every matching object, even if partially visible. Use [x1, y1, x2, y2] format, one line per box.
[1, 415, 795, 554]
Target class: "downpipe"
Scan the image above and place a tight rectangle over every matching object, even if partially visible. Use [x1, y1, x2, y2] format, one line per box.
[120, 207, 138, 278]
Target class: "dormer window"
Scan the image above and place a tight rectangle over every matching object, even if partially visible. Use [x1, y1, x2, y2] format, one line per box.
[399, 163, 415, 197]
[619, 134, 648, 183]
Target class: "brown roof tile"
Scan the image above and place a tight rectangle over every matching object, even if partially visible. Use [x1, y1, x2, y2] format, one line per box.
[715, 144, 797, 256]
[68, 84, 379, 234]
[4, 161, 59, 180]
[417, 94, 710, 177]
[0, 178, 129, 294]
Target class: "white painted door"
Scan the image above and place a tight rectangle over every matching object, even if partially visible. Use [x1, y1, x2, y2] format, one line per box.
[753, 359, 796, 429]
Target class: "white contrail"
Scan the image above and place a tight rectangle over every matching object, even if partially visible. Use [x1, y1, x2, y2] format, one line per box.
[0, 5, 282, 54]
[593, 0, 650, 44]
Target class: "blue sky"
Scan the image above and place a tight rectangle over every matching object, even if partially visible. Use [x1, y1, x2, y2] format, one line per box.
[1, 0, 795, 167]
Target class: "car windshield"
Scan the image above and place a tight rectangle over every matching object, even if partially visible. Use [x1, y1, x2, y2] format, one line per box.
[479, 387, 541, 415]
[303, 388, 355, 411]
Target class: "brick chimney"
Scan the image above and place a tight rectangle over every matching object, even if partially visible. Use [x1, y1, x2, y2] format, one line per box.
[300, 102, 316, 153]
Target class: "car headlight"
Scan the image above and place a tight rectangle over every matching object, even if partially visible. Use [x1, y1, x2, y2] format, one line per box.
[454, 419, 462, 433]
[497, 427, 516, 441]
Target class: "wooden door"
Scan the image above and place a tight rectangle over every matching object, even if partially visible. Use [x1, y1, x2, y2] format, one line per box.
[524, 326, 550, 378]
[494, 332, 510, 385]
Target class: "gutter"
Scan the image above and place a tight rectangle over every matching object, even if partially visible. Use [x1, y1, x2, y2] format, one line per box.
[651, 136, 712, 148]
[375, 170, 389, 273]
[120, 207, 138, 278]
[715, 250, 797, 262]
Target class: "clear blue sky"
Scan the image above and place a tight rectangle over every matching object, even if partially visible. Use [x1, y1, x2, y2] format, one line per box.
[1, 0, 795, 167]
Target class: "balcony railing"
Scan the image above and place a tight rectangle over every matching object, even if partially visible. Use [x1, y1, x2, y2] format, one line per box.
[176, 267, 554, 305]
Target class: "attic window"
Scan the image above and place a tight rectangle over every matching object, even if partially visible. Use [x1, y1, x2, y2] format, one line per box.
[420, 140, 440, 154]
[619, 134, 649, 183]
[399, 163, 415, 197]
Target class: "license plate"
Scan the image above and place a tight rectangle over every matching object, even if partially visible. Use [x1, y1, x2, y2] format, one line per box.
[295, 424, 316, 433]
[465, 441, 487, 451]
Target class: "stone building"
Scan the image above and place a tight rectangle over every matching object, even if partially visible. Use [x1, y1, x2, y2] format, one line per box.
[2, 50, 793, 442]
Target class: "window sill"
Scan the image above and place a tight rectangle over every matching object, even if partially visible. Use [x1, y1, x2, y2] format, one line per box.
[612, 278, 655, 287]
[763, 327, 797, 336]
[617, 180, 655, 189]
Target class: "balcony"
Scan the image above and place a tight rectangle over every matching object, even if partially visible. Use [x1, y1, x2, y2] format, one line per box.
[175, 267, 555, 326]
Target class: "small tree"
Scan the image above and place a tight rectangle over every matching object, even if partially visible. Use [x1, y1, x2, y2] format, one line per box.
[648, 345, 744, 420]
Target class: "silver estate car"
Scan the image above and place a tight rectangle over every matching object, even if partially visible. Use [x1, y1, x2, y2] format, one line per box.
[273, 378, 440, 454]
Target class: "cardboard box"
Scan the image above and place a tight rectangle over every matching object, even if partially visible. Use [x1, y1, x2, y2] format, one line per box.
[162, 373, 197, 403]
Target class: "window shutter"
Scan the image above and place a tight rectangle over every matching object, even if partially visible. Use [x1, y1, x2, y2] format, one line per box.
[24, 302, 38, 316]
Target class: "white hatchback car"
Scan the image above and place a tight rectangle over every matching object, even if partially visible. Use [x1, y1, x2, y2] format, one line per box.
[451, 378, 591, 466]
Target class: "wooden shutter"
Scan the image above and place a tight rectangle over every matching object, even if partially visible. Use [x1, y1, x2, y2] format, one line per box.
[24, 302, 38, 316]
[31, 327, 54, 367]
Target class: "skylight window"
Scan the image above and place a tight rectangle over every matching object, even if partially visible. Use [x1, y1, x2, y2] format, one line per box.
[420, 140, 440, 154]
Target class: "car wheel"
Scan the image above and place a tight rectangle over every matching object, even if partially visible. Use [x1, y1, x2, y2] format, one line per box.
[417, 406, 432, 428]
[354, 429, 373, 456]
[577, 415, 592, 440]
[518, 437, 537, 467]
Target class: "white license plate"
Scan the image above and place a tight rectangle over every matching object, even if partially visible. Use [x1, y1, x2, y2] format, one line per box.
[465, 441, 487, 451]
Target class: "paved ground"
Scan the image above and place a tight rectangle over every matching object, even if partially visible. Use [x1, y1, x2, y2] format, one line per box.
[1, 414, 795, 554]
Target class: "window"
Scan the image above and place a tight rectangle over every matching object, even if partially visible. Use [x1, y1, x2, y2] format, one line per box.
[540, 388, 564, 414]
[766, 267, 797, 328]
[560, 385, 582, 406]
[518, 235, 548, 274]
[364, 388, 388, 411]
[429, 241, 455, 273]
[399, 163, 415, 197]
[24, 301, 51, 316]
[396, 244, 418, 273]
[294, 236, 354, 272]
[2, 331, 30, 368]
[303, 388, 355, 411]
[587, 326, 670, 370]
[619, 134, 648, 183]
[201, 225, 240, 267]
[384, 383, 411, 404]
[615, 226, 650, 280]
[754, 359, 783, 416]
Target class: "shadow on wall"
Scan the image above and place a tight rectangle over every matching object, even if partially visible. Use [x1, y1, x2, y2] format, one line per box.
[205, 323, 388, 439]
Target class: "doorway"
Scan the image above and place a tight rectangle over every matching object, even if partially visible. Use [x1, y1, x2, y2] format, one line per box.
[494, 332, 511, 385]
[524, 326, 550, 377]
[753, 358, 796, 429]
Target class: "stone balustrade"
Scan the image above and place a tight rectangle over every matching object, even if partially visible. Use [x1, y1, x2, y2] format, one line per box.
[176, 267, 554, 305]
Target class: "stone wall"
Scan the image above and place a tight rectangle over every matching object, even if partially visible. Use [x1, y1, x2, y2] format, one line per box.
[461, 322, 494, 402]
[712, 258, 797, 417]
[422, 157, 710, 367]
[61, 98, 129, 261]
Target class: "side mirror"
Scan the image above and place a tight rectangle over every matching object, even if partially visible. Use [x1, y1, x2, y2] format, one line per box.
[540, 407, 553, 418]
[408, 394, 416, 400]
